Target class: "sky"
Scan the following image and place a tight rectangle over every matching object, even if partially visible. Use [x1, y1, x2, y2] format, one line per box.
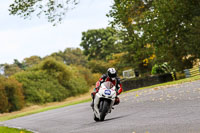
[0, 0, 113, 64]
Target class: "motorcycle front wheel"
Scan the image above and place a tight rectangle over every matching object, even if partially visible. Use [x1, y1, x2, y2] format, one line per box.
[100, 100, 110, 121]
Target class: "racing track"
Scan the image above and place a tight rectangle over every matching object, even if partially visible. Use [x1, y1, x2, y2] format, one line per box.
[1, 80, 200, 133]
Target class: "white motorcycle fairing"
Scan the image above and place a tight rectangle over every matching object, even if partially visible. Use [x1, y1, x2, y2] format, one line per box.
[93, 81, 117, 121]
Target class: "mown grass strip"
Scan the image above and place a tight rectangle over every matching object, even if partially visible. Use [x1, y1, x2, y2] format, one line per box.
[0, 126, 32, 133]
[0, 98, 91, 122]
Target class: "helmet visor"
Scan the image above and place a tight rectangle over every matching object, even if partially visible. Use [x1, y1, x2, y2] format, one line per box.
[109, 73, 116, 78]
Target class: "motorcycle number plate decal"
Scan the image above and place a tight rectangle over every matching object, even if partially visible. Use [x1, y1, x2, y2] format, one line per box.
[104, 90, 111, 95]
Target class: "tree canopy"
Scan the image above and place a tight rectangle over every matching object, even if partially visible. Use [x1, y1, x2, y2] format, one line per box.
[80, 27, 122, 61]
[9, 0, 79, 25]
[48, 48, 88, 66]
[108, 0, 200, 72]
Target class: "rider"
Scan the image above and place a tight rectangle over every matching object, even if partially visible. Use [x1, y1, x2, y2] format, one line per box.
[91, 68, 123, 108]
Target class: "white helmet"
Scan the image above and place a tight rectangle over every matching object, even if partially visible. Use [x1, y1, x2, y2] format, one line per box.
[107, 68, 117, 80]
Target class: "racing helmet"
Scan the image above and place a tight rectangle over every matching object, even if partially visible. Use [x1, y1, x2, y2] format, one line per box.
[107, 68, 117, 80]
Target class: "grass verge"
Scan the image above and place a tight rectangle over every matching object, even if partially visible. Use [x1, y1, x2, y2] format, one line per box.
[0, 98, 91, 122]
[0, 93, 91, 122]
[0, 126, 32, 133]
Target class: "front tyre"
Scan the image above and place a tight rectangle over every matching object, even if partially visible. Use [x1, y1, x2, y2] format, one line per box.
[100, 100, 110, 121]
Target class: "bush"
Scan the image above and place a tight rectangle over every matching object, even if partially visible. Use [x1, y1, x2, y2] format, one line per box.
[4, 77, 25, 111]
[75, 66, 100, 86]
[151, 64, 164, 75]
[151, 63, 176, 75]
[91, 73, 102, 84]
[38, 57, 72, 88]
[66, 76, 89, 96]
[14, 58, 90, 104]
[0, 76, 25, 113]
[14, 70, 68, 104]
[64, 66, 90, 96]
[0, 82, 9, 113]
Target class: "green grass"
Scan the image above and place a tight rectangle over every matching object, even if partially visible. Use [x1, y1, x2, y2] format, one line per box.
[0, 98, 91, 122]
[124, 75, 200, 93]
[0, 126, 32, 133]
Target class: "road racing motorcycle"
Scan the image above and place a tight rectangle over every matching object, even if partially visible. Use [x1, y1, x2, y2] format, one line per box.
[92, 81, 117, 121]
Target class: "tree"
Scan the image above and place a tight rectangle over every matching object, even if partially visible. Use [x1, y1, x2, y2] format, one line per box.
[22, 56, 42, 68]
[145, 0, 200, 70]
[186, 16, 200, 60]
[14, 59, 26, 70]
[3, 64, 22, 77]
[87, 60, 111, 74]
[80, 27, 122, 61]
[108, 0, 155, 73]
[63, 48, 88, 66]
[108, 0, 200, 72]
[9, 0, 79, 25]
[47, 48, 88, 66]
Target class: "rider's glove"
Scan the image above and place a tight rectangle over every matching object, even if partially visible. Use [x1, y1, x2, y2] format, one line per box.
[96, 87, 99, 92]
[116, 91, 119, 95]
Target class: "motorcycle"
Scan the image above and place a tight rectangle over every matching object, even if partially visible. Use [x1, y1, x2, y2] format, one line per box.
[92, 81, 117, 121]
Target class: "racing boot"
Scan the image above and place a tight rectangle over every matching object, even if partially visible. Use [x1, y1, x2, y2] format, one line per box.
[90, 92, 96, 108]
[90, 101, 94, 108]
[114, 97, 120, 105]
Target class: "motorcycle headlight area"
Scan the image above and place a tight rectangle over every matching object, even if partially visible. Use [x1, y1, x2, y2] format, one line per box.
[101, 90, 113, 98]
[102, 94, 112, 98]
[104, 90, 111, 95]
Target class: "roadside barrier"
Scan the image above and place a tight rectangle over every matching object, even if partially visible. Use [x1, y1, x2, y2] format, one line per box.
[184, 66, 200, 78]
[121, 73, 173, 91]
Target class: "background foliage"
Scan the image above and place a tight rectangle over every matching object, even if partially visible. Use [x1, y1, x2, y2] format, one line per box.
[108, 0, 200, 73]
[0, 76, 24, 113]
[14, 58, 90, 104]
[9, 0, 79, 25]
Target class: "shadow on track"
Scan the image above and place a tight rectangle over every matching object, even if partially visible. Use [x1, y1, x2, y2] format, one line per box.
[87, 114, 131, 126]
[103, 114, 131, 122]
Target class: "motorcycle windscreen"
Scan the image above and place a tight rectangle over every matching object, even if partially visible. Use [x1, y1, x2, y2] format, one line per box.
[101, 81, 114, 89]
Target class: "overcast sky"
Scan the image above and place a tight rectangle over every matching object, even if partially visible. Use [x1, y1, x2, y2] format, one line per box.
[0, 0, 113, 64]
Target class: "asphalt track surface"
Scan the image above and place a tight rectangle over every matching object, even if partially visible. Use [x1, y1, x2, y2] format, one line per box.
[1, 80, 200, 133]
